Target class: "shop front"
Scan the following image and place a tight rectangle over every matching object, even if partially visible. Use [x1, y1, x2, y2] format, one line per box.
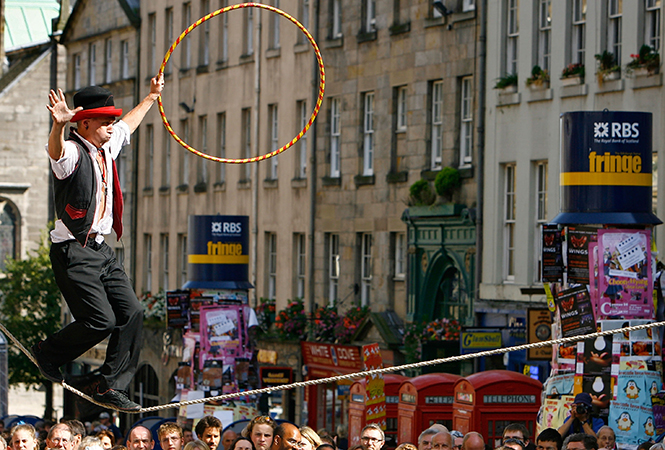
[301, 341, 364, 433]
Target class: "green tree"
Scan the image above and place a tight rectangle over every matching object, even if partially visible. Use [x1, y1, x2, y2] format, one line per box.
[0, 231, 61, 419]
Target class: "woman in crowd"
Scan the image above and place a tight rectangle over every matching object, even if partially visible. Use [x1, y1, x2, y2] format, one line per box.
[80, 436, 104, 450]
[11, 425, 38, 450]
[242, 417, 275, 450]
[300, 427, 322, 450]
[96, 431, 115, 450]
[183, 440, 210, 450]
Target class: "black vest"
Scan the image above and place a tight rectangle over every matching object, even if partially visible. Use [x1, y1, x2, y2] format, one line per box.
[52, 132, 98, 247]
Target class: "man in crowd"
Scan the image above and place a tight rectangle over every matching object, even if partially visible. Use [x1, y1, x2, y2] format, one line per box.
[503, 424, 533, 450]
[183, 428, 194, 445]
[450, 431, 464, 450]
[461, 432, 485, 450]
[536, 428, 563, 450]
[127, 426, 154, 450]
[195, 416, 222, 450]
[99, 413, 123, 443]
[271, 424, 303, 450]
[360, 424, 385, 450]
[418, 429, 439, 450]
[563, 434, 598, 450]
[558, 393, 604, 437]
[595, 427, 615, 450]
[65, 420, 86, 450]
[158, 423, 183, 450]
[431, 432, 452, 450]
[222, 430, 238, 450]
[46, 423, 74, 450]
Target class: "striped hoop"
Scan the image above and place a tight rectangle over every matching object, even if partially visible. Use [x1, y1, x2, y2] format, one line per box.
[157, 2, 325, 164]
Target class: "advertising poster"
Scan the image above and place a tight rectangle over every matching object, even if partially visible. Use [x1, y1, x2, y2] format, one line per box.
[588, 243, 599, 315]
[542, 224, 564, 282]
[567, 226, 597, 284]
[528, 309, 553, 360]
[602, 319, 662, 370]
[167, 291, 190, 328]
[540, 398, 565, 430]
[651, 392, 665, 436]
[200, 305, 242, 367]
[557, 286, 596, 338]
[362, 343, 386, 429]
[545, 373, 575, 396]
[609, 370, 660, 447]
[598, 229, 653, 319]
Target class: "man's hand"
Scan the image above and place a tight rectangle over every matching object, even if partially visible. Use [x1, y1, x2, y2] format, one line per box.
[46, 89, 82, 125]
[148, 74, 165, 100]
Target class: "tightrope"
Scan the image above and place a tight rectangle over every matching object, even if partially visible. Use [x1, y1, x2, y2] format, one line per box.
[2, 319, 664, 413]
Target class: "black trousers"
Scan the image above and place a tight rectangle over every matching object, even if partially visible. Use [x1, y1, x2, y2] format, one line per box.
[44, 239, 143, 391]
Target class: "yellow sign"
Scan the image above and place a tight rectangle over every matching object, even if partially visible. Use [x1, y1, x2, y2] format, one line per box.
[461, 331, 502, 352]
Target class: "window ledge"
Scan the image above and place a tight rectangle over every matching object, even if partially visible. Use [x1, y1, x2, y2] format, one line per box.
[631, 72, 663, 89]
[178, 68, 192, 78]
[356, 30, 377, 43]
[393, 275, 406, 282]
[325, 37, 343, 48]
[194, 182, 208, 193]
[263, 178, 278, 189]
[143, 186, 154, 196]
[196, 64, 209, 74]
[239, 53, 255, 65]
[420, 169, 439, 181]
[291, 177, 307, 188]
[458, 165, 474, 178]
[266, 47, 281, 59]
[560, 83, 588, 98]
[238, 179, 251, 190]
[497, 91, 521, 106]
[322, 176, 341, 187]
[452, 10, 476, 23]
[159, 185, 170, 195]
[596, 78, 624, 94]
[389, 22, 410, 36]
[354, 174, 375, 187]
[294, 43, 310, 54]
[216, 59, 228, 70]
[213, 181, 226, 192]
[424, 17, 445, 28]
[386, 171, 408, 183]
[176, 184, 189, 194]
[527, 87, 553, 103]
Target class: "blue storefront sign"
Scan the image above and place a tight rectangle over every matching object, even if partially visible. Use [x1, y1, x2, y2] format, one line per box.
[553, 111, 661, 224]
[183, 215, 253, 289]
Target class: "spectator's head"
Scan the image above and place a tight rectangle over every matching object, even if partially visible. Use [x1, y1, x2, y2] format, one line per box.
[360, 425, 385, 450]
[317, 445, 336, 450]
[195, 418, 222, 450]
[638, 442, 654, 450]
[271, 424, 302, 450]
[431, 432, 452, 450]
[0, 436, 6, 450]
[503, 424, 530, 447]
[461, 432, 484, 450]
[503, 439, 524, 450]
[595, 427, 615, 450]
[243, 417, 275, 450]
[396, 445, 417, 450]
[158, 423, 184, 450]
[183, 440, 210, 450]
[572, 394, 593, 417]
[563, 434, 598, 450]
[127, 427, 154, 450]
[536, 428, 562, 450]
[96, 431, 115, 450]
[450, 432, 463, 450]
[299, 427, 322, 450]
[47, 424, 73, 450]
[79, 436, 104, 450]
[66, 421, 86, 450]
[98, 414, 111, 427]
[418, 429, 438, 450]
[222, 431, 238, 450]
[183, 428, 194, 445]
[231, 437, 254, 450]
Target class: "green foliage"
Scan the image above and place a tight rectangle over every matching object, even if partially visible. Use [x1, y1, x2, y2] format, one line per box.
[594, 50, 620, 73]
[0, 232, 61, 387]
[494, 73, 518, 89]
[274, 298, 308, 341]
[561, 63, 585, 79]
[627, 45, 660, 73]
[434, 167, 461, 200]
[408, 179, 436, 206]
[526, 65, 550, 86]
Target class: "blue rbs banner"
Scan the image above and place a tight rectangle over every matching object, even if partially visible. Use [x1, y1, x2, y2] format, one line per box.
[553, 111, 661, 225]
[183, 215, 253, 289]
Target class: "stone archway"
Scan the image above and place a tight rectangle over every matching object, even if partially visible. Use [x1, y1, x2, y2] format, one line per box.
[0, 198, 20, 272]
[417, 249, 470, 323]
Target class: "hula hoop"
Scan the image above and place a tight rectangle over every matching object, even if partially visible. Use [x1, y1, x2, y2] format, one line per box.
[157, 2, 325, 164]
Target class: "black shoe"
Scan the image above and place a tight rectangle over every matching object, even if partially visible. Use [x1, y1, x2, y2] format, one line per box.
[93, 388, 141, 412]
[30, 343, 63, 383]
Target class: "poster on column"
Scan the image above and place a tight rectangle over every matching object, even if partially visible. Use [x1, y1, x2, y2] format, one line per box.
[609, 370, 660, 447]
[588, 243, 599, 316]
[575, 335, 613, 415]
[602, 320, 662, 370]
[567, 226, 597, 284]
[200, 305, 243, 367]
[542, 224, 564, 282]
[597, 229, 653, 319]
[557, 286, 596, 338]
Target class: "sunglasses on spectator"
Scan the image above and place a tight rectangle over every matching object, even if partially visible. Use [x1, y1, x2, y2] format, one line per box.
[504, 439, 525, 447]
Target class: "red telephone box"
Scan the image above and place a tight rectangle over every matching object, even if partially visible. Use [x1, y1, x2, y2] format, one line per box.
[452, 370, 543, 447]
[397, 373, 462, 445]
[348, 374, 409, 449]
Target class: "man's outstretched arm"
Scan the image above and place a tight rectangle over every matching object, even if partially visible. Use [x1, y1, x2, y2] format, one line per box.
[122, 74, 165, 133]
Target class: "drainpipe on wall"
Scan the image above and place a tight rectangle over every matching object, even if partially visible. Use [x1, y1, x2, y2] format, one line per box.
[251, 11, 262, 307]
[308, 1, 320, 324]
[474, 0, 487, 325]
[130, 24, 142, 287]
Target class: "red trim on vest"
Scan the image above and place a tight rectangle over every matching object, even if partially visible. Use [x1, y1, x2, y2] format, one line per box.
[111, 159, 123, 239]
[65, 204, 87, 220]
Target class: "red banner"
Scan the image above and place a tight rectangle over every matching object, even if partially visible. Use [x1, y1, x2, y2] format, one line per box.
[362, 343, 386, 429]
